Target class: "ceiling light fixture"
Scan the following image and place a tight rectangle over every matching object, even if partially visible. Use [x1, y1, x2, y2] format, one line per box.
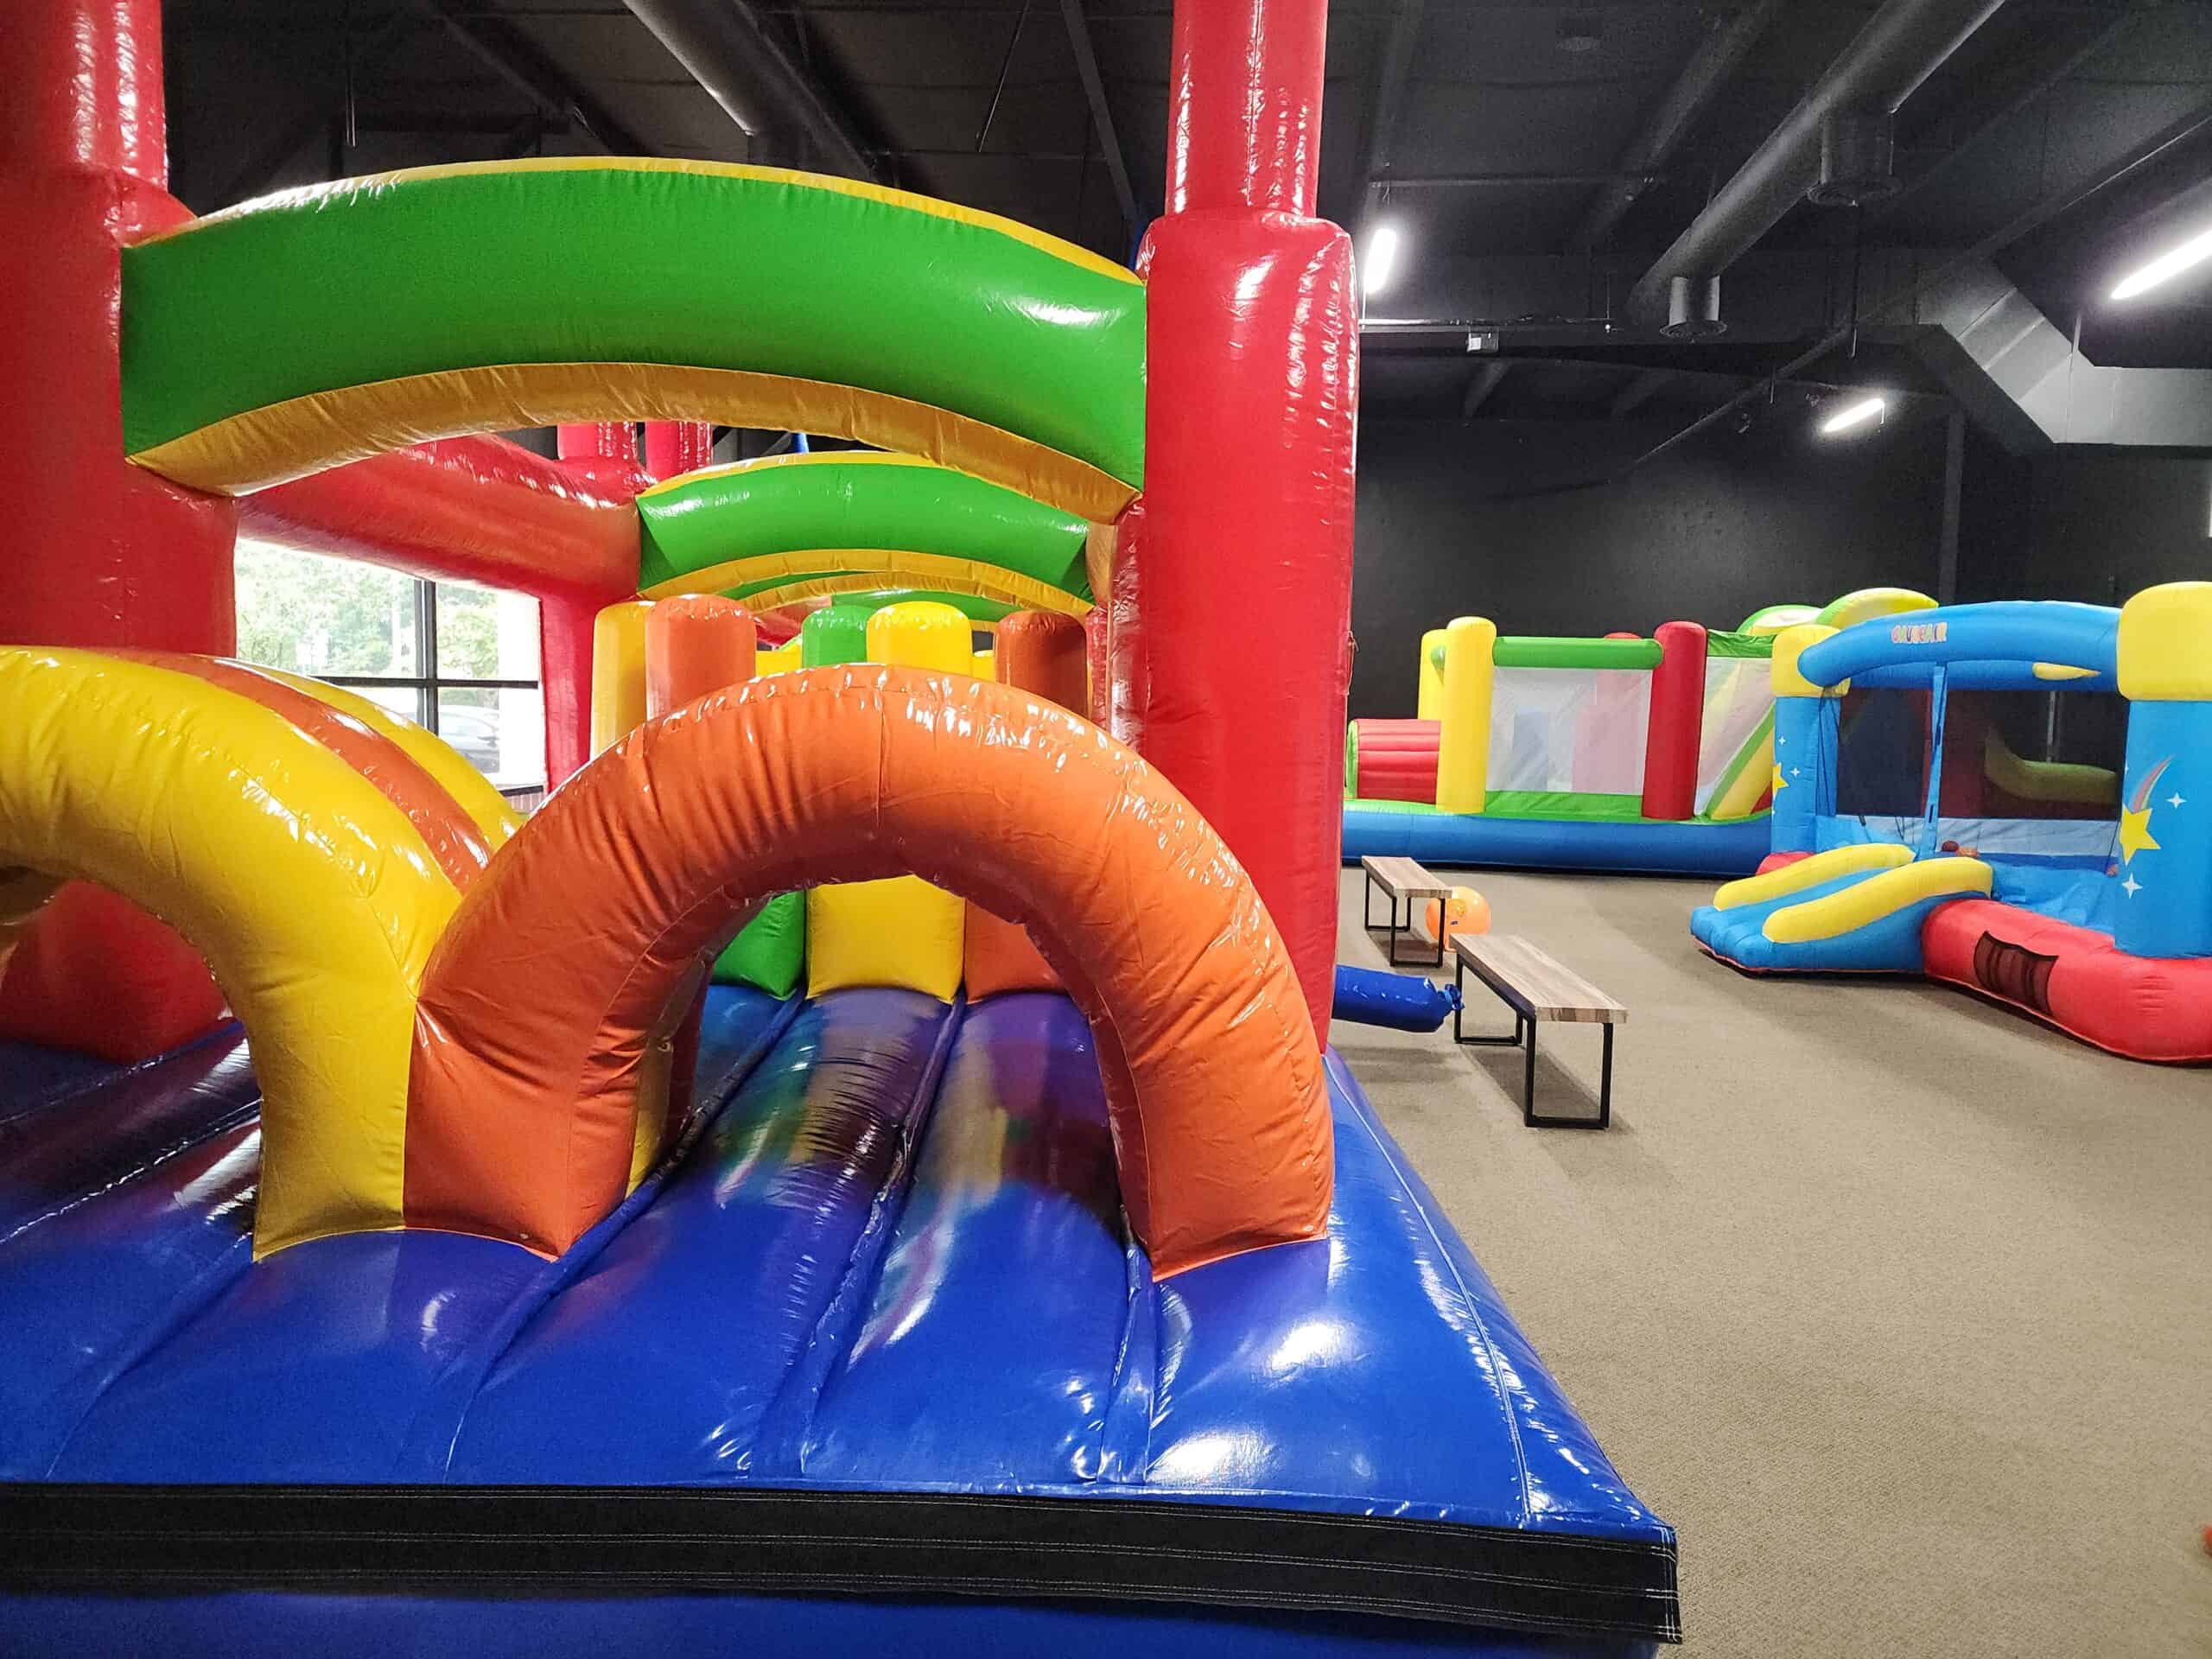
[1819, 395, 1887, 435]
[2110, 222, 2212, 302]
[1363, 225, 1402, 297]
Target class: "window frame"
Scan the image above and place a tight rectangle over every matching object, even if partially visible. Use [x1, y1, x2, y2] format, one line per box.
[312, 578, 544, 798]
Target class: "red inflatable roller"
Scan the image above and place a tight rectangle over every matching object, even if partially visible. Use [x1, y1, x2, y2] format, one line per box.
[1352, 719, 1440, 804]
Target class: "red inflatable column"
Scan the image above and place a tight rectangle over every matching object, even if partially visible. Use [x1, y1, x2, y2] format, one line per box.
[558, 423, 635, 467]
[1640, 620, 1707, 821]
[0, 0, 237, 1059]
[1123, 0, 1356, 1039]
[642, 421, 715, 481]
[540, 591, 601, 790]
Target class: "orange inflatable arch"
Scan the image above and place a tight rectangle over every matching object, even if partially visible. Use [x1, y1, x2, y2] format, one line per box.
[407, 666, 1332, 1277]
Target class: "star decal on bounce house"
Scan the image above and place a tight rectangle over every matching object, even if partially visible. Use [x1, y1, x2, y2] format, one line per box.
[2118, 756, 2173, 868]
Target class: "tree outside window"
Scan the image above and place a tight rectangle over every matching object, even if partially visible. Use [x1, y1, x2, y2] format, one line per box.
[235, 540, 545, 794]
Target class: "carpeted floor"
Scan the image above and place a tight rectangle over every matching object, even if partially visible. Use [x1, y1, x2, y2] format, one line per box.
[1331, 867, 2212, 1658]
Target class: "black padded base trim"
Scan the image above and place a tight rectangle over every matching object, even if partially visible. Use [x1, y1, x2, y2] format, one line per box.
[0, 1483, 1681, 1644]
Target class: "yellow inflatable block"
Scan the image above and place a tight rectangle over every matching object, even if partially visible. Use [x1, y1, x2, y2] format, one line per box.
[2118, 581, 2212, 702]
[591, 598, 653, 753]
[807, 877, 965, 1001]
[868, 600, 974, 674]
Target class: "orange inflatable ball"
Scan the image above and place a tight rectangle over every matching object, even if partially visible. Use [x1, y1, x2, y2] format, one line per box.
[1424, 886, 1491, 943]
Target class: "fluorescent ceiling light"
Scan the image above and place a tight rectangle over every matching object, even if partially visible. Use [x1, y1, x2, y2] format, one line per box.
[2110, 222, 2212, 302]
[1820, 395, 1886, 435]
[1363, 225, 1401, 297]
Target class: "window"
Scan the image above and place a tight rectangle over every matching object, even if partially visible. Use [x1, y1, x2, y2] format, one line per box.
[235, 540, 545, 794]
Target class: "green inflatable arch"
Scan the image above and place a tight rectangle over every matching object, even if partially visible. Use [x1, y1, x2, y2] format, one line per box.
[120, 160, 1146, 521]
[637, 453, 1092, 617]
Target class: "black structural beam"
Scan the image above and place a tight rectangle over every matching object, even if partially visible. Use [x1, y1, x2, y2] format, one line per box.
[1626, 0, 2012, 322]
[203, 10, 422, 207]
[1357, 0, 1426, 232]
[1867, 2, 2148, 226]
[622, 0, 874, 176]
[1058, 0, 1140, 237]
[1459, 361, 1512, 421]
[1567, 0, 1779, 253]
[414, 0, 649, 155]
[1607, 368, 1675, 420]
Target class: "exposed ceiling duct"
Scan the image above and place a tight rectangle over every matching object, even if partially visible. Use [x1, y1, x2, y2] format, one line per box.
[622, 0, 875, 179]
[1627, 0, 2012, 327]
[1902, 258, 2212, 450]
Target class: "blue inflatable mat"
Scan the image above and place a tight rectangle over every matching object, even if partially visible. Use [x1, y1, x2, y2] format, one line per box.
[0, 986, 1677, 1654]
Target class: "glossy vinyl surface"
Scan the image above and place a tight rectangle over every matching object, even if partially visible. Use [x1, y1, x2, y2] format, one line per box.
[0, 1592, 1663, 1658]
[120, 160, 1144, 515]
[637, 452, 1092, 610]
[0, 986, 1673, 1646]
[1344, 804, 1771, 875]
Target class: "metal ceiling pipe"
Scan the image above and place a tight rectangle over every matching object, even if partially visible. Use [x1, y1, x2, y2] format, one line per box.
[1626, 0, 2011, 324]
[622, 0, 874, 179]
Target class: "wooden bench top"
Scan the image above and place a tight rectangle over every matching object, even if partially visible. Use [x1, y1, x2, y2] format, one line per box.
[1360, 855, 1451, 897]
[1453, 933, 1627, 1025]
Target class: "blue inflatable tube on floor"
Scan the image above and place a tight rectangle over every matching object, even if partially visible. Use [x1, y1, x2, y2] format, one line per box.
[1344, 804, 1769, 876]
[0, 986, 1679, 1655]
[1333, 963, 1460, 1031]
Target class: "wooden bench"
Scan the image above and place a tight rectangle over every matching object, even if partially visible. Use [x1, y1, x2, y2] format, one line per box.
[1451, 933, 1627, 1129]
[1360, 855, 1452, 967]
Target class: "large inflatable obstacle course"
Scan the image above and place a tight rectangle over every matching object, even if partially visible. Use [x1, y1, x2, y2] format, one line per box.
[1692, 582, 2212, 1063]
[0, 2, 1677, 1653]
[1344, 589, 1933, 875]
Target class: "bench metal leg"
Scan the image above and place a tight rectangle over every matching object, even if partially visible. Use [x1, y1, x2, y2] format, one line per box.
[1454, 958, 1614, 1130]
[1523, 1022, 1615, 1132]
[1452, 955, 1527, 1048]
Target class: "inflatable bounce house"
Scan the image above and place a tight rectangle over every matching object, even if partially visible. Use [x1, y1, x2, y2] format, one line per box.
[1344, 590, 1931, 875]
[0, 3, 1679, 1654]
[1692, 584, 2212, 1063]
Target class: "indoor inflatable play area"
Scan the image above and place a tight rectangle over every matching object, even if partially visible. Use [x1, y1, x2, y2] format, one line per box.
[8, 2, 2212, 1656]
[1342, 589, 1936, 875]
[0, 2, 1678, 1656]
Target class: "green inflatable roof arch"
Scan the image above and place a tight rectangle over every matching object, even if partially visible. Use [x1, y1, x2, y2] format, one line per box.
[120, 160, 1145, 521]
[638, 453, 1091, 612]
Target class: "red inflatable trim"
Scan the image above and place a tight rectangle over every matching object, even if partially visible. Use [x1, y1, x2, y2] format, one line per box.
[1922, 899, 2212, 1063]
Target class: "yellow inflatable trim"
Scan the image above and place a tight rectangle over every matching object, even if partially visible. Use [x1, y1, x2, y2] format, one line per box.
[645, 549, 1092, 618]
[1714, 842, 1913, 910]
[636, 448, 942, 499]
[128, 361, 1137, 523]
[146, 157, 1142, 286]
[257, 668, 521, 849]
[1762, 856, 1991, 945]
[0, 649, 461, 1252]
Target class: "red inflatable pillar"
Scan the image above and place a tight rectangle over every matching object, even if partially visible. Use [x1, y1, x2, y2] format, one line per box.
[0, 0, 237, 1059]
[642, 421, 715, 481]
[557, 423, 636, 467]
[540, 591, 602, 791]
[1118, 0, 1356, 1039]
[1640, 620, 1707, 821]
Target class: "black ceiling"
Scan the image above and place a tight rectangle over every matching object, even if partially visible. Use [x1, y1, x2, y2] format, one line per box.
[163, 0, 2212, 424]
